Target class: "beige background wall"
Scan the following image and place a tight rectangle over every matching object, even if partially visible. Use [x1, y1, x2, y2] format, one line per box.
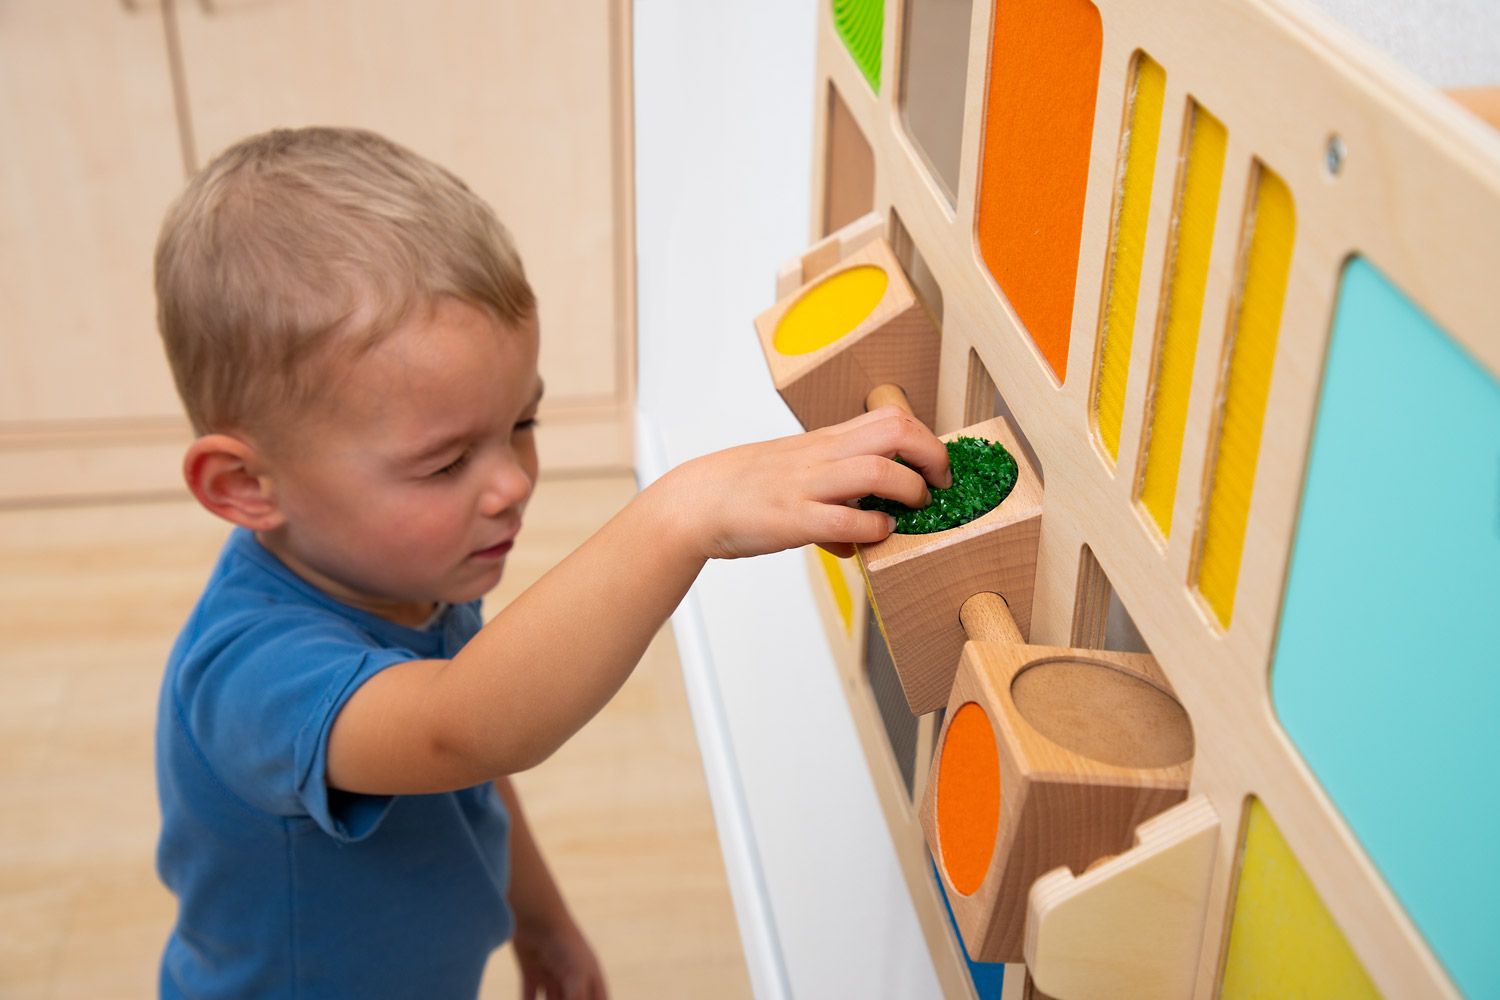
[0, 0, 635, 507]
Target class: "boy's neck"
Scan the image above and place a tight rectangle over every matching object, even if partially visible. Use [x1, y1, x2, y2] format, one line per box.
[253, 530, 438, 628]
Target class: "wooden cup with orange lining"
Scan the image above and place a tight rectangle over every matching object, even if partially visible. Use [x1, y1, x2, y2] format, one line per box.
[918, 592, 1195, 963]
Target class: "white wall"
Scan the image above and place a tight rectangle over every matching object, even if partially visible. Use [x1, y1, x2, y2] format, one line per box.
[1298, 0, 1500, 88]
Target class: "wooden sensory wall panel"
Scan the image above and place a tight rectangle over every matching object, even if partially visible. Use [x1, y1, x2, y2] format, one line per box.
[802, 0, 1500, 996]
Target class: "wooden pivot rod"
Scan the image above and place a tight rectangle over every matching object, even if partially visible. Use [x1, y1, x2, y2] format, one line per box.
[865, 382, 916, 418]
[960, 592, 1025, 646]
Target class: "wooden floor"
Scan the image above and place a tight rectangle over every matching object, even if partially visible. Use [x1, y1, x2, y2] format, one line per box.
[0, 476, 751, 999]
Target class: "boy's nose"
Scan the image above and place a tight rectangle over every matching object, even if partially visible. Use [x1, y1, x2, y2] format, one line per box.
[479, 459, 534, 516]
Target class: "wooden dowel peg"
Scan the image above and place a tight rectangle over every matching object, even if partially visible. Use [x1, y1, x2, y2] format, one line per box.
[865, 382, 916, 417]
[960, 592, 1024, 646]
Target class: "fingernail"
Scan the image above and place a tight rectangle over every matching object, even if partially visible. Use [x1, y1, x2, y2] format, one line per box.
[943, 472, 953, 489]
[885, 514, 897, 532]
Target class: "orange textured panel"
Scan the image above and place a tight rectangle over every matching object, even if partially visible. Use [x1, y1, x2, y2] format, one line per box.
[937, 702, 1002, 896]
[977, 0, 1103, 382]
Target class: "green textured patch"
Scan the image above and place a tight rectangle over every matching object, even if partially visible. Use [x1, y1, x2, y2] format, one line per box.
[860, 436, 1018, 534]
[833, 0, 884, 92]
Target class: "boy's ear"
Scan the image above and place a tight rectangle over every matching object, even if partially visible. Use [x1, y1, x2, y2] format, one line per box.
[183, 434, 285, 532]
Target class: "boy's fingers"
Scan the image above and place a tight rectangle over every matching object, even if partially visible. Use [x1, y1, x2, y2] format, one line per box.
[809, 404, 905, 438]
[817, 454, 932, 509]
[807, 501, 897, 545]
[831, 412, 951, 489]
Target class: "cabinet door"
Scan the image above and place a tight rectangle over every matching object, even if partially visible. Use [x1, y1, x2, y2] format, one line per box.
[172, 0, 632, 470]
[0, 0, 190, 501]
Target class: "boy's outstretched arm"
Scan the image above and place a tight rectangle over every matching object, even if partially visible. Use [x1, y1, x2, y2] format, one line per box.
[326, 407, 948, 794]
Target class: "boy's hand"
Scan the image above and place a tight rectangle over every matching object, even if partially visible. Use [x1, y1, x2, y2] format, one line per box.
[663, 405, 951, 561]
[513, 912, 607, 1000]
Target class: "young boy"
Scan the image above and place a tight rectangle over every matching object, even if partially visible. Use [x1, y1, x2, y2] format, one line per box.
[153, 126, 948, 999]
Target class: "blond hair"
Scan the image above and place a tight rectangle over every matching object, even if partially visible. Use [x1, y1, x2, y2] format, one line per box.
[155, 127, 536, 435]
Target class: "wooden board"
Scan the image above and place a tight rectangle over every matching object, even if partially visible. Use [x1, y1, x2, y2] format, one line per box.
[785, 0, 1500, 994]
[1026, 795, 1220, 1000]
[859, 414, 1043, 715]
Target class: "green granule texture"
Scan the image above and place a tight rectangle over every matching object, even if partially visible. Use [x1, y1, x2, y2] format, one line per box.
[859, 436, 1018, 534]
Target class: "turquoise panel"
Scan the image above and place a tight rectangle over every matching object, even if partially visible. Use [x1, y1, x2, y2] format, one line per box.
[1273, 257, 1500, 999]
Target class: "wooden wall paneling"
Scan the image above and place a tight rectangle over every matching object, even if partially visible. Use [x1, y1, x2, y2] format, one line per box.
[1025, 795, 1220, 1000]
[0, 0, 191, 502]
[170, 0, 633, 472]
[606, 0, 637, 455]
[2, 0, 637, 503]
[0, 1, 184, 427]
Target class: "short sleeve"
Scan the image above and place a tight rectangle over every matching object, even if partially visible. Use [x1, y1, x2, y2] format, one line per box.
[177, 611, 415, 842]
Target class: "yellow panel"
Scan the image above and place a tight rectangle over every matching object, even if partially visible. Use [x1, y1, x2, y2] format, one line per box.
[773, 264, 889, 355]
[1197, 168, 1295, 626]
[815, 547, 854, 634]
[1221, 800, 1381, 999]
[1138, 105, 1227, 536]
[1095, 54, 1166, 462]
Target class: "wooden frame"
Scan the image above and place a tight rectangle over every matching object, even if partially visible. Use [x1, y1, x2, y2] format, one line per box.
[775, 0, 1500, 995]
[0, 0, 638, 507]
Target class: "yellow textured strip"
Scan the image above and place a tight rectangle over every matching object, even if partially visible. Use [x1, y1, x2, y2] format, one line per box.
[1139, 105, 1227, 536]
[855, 549, 892, 648]
[1197, 168, 1295, 626]
[1095, 55, 1166, 461]
[815, 548, 854, 634]
[1221, 800, 1382, 999]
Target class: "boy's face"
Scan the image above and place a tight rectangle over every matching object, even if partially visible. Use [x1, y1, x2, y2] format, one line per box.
[258, 299, 542, 624]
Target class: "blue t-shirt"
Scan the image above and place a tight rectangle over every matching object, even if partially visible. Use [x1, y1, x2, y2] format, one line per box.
[155, 528, 512, 999]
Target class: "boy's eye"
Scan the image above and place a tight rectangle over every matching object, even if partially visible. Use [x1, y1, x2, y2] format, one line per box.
[431, 450, 471, 477]
[514, 418, 538, 434]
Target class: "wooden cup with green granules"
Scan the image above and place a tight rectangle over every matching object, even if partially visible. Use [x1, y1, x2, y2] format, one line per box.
[859, 436, 1019, 533]
[857, 382, 1019, 532]
[852, 382, 1043, 716]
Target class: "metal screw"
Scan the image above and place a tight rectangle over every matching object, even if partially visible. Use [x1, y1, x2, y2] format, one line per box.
[1325, 134, 1347, 177]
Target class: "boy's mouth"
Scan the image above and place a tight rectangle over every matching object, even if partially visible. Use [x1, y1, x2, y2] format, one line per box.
[470, 539, 514, 560]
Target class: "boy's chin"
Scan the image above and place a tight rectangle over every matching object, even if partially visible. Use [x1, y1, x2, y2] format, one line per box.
[445, 564, 506, 604]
